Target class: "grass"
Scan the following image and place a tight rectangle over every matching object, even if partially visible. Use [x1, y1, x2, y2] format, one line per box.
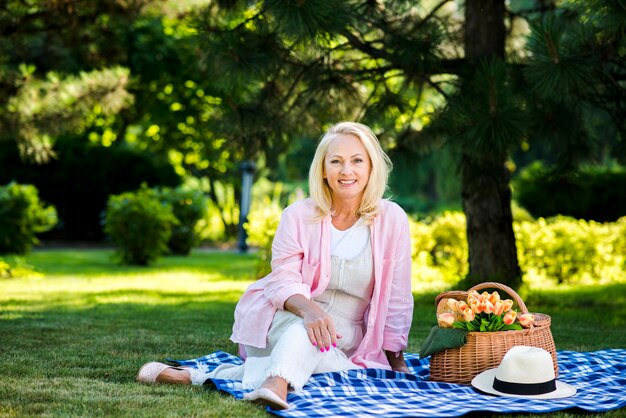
[0, 249, 624, 417]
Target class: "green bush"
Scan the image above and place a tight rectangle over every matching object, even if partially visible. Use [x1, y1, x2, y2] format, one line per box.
[0, 138, 180, 241]
[245, 197, 282, 278]
[245, 180, 301, 278]
[104, 186, 177, 265]
[158, 187, 208, 255]
[515, 217, 598, 284]
[0, 182, 58, 255]
[0, 255, 38, 278]
[514, 162, 626, 222]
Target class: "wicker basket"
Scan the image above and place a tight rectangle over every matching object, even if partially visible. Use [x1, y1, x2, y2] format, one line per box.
[429, 282, 557, 384]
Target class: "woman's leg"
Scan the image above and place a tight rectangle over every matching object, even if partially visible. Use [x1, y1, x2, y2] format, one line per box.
[155, 367, 192, 384]
[255, 321, 357, 393]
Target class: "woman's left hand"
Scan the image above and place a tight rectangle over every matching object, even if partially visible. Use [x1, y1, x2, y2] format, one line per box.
[385, 350, 411, 373]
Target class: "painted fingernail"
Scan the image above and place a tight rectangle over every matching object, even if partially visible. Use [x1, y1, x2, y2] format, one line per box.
[332, 343, 337, 348]
[312, 342, 317, 346]
[326, 346, 330, 351]
[320, 348, 324, 352]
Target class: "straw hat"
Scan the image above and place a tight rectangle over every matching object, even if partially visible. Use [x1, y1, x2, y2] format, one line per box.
[471, 346, 576, 399]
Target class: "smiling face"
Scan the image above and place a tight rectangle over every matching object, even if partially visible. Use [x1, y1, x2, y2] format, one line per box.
[323, 133, 372, 206]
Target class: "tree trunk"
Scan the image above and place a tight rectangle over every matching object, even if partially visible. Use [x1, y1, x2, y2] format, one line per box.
[462, 0, 521, 288]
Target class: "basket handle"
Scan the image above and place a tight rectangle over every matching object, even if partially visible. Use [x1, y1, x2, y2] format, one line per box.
[435, 282, 528, 314]
[468, 282, 528, 314]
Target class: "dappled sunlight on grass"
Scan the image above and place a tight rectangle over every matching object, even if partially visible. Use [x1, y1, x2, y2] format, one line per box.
[25, 248, 258, 280]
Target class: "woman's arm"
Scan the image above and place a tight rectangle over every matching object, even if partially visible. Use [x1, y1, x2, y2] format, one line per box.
[382, 207, 414, 360]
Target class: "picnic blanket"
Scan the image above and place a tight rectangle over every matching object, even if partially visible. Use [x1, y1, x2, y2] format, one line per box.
[169, 349, 626, 417]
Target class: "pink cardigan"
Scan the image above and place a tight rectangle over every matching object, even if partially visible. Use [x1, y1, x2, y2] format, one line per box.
[230, 198, 413, 370]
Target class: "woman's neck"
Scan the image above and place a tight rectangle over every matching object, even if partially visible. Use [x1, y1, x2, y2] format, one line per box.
[331, 205, 359, 231]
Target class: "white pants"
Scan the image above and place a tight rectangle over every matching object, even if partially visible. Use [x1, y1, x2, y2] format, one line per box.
[199, 314, 360, 391]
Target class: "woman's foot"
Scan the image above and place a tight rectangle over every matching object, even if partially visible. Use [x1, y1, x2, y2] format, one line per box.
[259, 376, 288, 401]
[156, 367, 192, 384]
[243, 376, 290, 410]
[136, 362, 192, 384]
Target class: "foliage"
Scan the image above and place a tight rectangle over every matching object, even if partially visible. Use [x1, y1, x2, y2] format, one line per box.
[104, 186, 177, 265]
[0, 182, 57, 255]
[187, 0, 625, 286]
[410, 212, 469, 286]
[5, 67, 133, 162]
[0, 255, 38, 278]
[514, 162, 626, 222]
[0, 138, 180, 241]
[515, 216, 626, 285]
[244, 180, 302, 277]
[245, 204, 283, 279]
[158, 186, 209, 255]
[0, 0, 141, 161]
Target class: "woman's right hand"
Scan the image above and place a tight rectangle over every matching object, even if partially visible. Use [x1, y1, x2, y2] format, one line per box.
[284, 294, 342, 352]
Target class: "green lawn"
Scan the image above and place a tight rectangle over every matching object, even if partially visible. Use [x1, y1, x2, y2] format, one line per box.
[0, 249, 624, 417]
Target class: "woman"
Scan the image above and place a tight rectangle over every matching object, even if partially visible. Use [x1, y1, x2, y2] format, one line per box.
[137, 121, 414, 410]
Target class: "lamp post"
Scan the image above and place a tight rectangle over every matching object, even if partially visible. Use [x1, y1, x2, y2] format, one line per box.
[237, 161, 256, 253]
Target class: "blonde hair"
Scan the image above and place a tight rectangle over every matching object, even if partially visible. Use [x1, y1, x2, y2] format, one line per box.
[308, 121, 392, 224]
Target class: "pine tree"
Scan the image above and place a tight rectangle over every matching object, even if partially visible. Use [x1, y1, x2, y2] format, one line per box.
[192, 0, 625, 288]
[0, 0, 141, 162]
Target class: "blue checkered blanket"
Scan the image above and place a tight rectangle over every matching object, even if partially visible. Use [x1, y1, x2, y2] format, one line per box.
[170, 349, 625, 417]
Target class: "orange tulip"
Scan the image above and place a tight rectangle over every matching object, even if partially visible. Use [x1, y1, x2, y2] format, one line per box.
[483, 300, 495, 314]
[462, 308, 475, 322]
[503, 310, 517, 325]
[519, 313, 535, 327]
[458, 301, 470, 313]
[502, 299, 514, 312]
[471, 301, 485, 314]
[493, 300, 506, 316]
[447, 298, 460, 312]
[488, 291, 501, 305]
[438, 312, 456, 328]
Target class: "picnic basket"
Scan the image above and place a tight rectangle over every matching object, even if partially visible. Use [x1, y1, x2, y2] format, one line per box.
[429, 282, 557, 384]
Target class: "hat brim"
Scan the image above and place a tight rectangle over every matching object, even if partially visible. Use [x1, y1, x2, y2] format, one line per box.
[471, 369, 577, 399]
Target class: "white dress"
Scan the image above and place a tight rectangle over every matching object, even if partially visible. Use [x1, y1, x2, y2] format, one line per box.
[196, 219, 374, 391]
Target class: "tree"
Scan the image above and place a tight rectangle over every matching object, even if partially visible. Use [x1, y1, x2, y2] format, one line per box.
[190, 0, 625, 287]
[0, 0, 147, 162]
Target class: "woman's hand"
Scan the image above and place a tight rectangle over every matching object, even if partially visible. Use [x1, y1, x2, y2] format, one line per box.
[284, 294, 342, 352]
[385, 350, 410, 373]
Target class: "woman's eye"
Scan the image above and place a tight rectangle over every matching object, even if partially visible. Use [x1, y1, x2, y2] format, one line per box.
[330, 159, 340, 164]
[354, 158, 363, 163]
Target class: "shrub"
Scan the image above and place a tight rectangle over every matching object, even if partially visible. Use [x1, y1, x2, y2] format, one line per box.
[104, 186, 177, 265]
[245, 198, 282, 278]
[514, 162, 626, 222]
[0, 256, 38, 278]
[0, 138, 180, 241]
[515, 216, 598, 284]
[245, 181, 301, 278]
[0, 182, 58, 254]
[158, 187, 209, 255]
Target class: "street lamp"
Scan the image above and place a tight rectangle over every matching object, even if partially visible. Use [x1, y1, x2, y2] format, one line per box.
[237, 161, 256, 253]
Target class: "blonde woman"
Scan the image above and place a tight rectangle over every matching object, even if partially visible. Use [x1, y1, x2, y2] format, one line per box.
[137, 122, 414, 410]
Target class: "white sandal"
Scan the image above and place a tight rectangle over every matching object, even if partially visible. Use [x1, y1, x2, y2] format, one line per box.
[136, 362, 206, 385]
[243, 388, 290, 410]
[136, 362, 173, 383]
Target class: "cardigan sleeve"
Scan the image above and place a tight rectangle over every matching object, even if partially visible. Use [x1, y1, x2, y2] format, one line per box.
[382, 210, 414, 352]
[262, 204, 313, 309]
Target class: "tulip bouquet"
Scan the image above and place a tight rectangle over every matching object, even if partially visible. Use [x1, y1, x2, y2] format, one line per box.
[437, 290, 535, 332]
